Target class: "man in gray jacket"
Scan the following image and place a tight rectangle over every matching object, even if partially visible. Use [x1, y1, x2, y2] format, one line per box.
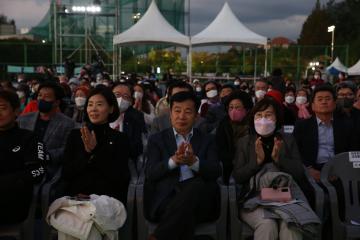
[17, 81, 76, 175]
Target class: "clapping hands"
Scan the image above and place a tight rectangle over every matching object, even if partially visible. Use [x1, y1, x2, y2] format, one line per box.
[172, 142, 197, 166]
[80, 126, 97, 153]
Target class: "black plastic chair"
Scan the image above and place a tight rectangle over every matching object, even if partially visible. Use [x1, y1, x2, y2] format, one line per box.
[320, 151, 360, 240]
[0, 179, 44, 240]
[136, 165, 228, 240]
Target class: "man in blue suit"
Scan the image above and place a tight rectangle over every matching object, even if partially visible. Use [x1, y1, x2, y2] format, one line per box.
[145, 91, 220, 240]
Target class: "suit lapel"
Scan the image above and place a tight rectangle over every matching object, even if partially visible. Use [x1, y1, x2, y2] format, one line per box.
[190, 129, 202, 156]
[310, 117, 319, 160]
[43, 113, 61, 143]
[163, 128, 178, 157]
[332, 116, 341, 154]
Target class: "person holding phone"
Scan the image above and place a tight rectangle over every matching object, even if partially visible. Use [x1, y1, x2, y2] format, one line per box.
[61, 86, 130, 204]
[232, 96, 315, 240]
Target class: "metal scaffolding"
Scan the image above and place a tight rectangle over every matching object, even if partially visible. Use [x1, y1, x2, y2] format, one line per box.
[29, 0, 186, 77]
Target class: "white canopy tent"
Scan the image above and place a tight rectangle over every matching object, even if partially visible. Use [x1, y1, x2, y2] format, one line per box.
[190, 2, 267, 80]
[113, 0, 190, 76]
[326, 57, 348, 74]
[348, 59, 360, 76]
[191, 2, 267, 46]
[113, 0, 190, 46]
[112, 1, 268, 79]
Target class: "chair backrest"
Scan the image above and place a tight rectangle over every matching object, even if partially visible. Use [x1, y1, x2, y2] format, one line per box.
[322, 151, 360, 222]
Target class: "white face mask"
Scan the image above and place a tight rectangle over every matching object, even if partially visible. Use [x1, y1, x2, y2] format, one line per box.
[75, 97, 86, 108]
[296, 96, 307, 105]
[285, 96, 295, 104]
[314, 75, 320, 79]
[206, 89, 218, 98]
[254, 118, 276, 136]
[16, 91, 25, 99]
[133, 91, 143, 99]
[255, 90, 266, 99]
[234, 81, 240, 86]
[196, 87, 202, 92]
[117, 97, 131, 112]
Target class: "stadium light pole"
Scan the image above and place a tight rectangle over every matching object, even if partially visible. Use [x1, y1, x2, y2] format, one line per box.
[328, 25, 335, 62]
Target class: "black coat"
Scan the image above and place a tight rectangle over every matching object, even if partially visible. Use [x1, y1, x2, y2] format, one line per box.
[123, 106, 146, 160]
[62, 124, 130, 204]
[0, 125, 45, 224]
[215, 116, 249, 183]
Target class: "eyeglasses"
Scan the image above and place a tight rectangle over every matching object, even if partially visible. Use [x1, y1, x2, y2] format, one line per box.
[337, 93, 354, 98]
[114, 92, 132, 100]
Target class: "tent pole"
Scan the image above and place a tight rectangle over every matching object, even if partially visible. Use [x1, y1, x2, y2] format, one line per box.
[253, 48, 258, 85]
[188, 43, 192, 82]
[188, 0, 192, 82]
[264, 45, 268, 77]
[119, 47, 122, 79]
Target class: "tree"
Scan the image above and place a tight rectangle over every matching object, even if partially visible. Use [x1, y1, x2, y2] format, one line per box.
[298, 0, 360, 64]
[326, 0, 360, 64]
[0, 14, 15, 25]
[298, 0, 332, 45]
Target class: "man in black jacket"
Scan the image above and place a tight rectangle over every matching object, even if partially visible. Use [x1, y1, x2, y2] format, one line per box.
[111, 83, 146, 161]
[145, 92, 221, 240]
[0, 90, 45, 224]
[294, 84, 358, 181]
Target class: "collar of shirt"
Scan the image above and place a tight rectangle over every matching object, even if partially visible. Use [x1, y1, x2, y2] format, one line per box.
[316, 116, 333, 126]
[172, 128, 194, 144]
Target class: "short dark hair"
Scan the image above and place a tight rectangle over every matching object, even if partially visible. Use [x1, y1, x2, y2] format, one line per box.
[255, 78, 268, 86]
[168, 81, 193, 97]
[203, 80, 220, 91]
[249, 96, 283, 132]
[38, 81, 65, 100]
[170, 91, 200, 112]
[285, 87, 296, 95]
[0, 90, 20, 110]
[224, 90, 253, 112]
[336, 82, 356, 94]
[221, 82, 235, 91]
[83, 86, 120, 123]
[112, 82, 134, 101]
[310, 84, 336, 103]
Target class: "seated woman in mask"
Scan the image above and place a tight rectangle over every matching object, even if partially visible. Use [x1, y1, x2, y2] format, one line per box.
[198, 81, 226, 133]
[215, 90, 253, 183]
[61, 86, 130, 204]
[232, 97, 318, 240]
[64, 86, 89, 123]
[133, 83, 155, 128]
[295, 88, 312, 120]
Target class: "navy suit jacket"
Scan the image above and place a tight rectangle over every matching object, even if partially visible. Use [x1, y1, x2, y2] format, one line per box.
[145, 128, 221, 218]
[293, 115, 358, 168]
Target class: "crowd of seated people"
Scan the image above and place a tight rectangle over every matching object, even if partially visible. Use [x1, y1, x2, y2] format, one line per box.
[0, 66, 359, 240]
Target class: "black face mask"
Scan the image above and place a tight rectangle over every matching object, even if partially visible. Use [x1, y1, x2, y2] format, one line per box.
[337, 98, 354, 109]
[38, 99, 55, 113]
